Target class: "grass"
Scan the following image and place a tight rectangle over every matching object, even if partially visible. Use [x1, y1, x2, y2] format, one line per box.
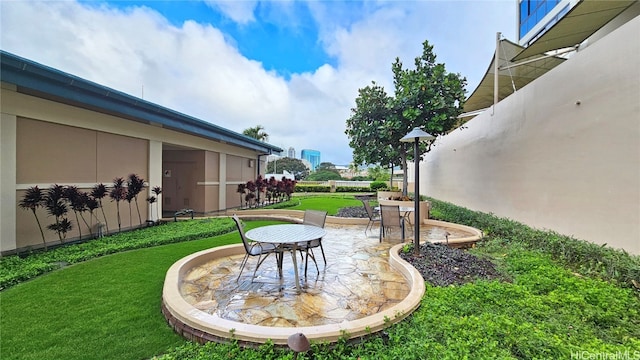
[0, 220, 279, 360]
[288, 194, 363, 215]
[2, 195, 639, 359]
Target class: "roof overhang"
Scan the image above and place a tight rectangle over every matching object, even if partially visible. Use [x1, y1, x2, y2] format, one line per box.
[512, 0, 636, 62]
[0, 50, 282, 155]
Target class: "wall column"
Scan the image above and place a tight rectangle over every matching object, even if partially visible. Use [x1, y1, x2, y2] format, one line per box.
[218, 153, 227, 210]
[148, 140, 162, 221]
[1, 113, 17, 253]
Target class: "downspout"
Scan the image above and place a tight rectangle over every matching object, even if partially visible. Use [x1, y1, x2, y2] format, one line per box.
[494, 32, 501, 112]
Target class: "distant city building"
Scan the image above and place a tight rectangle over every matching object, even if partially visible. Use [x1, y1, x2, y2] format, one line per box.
[300, 149, 321, 171]
[287, 147, 296, 158]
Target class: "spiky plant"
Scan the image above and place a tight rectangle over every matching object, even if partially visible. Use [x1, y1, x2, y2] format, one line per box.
[18, 186, 47, 249]
[90, 183, 110, 235]
[64, 186, 94, 240]
[146, 196, 157, 224]
[44, 184, 71, 242]
[109, 178, 126, 232]
[237, 183, 246, 208]
[126, 174, 145, 226]
[152, 186, 162, 219]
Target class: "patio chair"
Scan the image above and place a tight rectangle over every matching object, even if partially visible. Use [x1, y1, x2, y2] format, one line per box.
[361, 199, 381, 235]
[379, 205, 405, 243]
[232, 215, 279, 282]
[297, 210, 327, 277]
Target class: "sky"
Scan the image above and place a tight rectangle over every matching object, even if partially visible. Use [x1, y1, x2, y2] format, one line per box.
[0, 0, 516, 166]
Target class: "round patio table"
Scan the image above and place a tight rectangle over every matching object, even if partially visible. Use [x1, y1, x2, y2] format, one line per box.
[245, 224, 326, 292]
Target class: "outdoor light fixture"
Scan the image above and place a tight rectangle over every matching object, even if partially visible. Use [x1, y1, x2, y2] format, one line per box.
[400, 127, 435, 255]
[287, 332, 310, 359]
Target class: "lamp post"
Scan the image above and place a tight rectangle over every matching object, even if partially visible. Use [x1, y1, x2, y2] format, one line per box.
[400, 127, 435, 255]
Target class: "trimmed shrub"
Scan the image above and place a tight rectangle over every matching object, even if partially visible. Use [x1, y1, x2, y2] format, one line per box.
[295, 185, 331, 192]
[370, 181, 388, 191]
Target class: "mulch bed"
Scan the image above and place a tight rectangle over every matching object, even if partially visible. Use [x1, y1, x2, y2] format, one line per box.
[337, 206, 504, 286]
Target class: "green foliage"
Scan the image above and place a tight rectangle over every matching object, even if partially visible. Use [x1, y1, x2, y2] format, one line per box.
[0, 218, 236, 290]
[335, 186, 371, 193]
[346, 39, 466, 180]
[3, 197, 639, 360]
[242, 125, 268, 142]
[368, 165, 391, 182]
[370, 181, 388, 191]
[306, 170, 342, 181]
[316, 162, 338, 171]
[156, 245, 639, 359]
[266, 157, 309, 180]
[295, 185, 330, 192]
[429, 198, 640, 289]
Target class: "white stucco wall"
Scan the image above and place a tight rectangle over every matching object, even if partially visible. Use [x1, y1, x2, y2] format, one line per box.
[421, 15, 640, 254]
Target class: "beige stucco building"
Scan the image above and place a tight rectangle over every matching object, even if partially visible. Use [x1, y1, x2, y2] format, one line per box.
[1, 52, 281, 255]
[415, 1, 639, 254]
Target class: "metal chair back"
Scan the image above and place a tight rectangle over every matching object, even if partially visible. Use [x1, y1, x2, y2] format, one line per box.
[232, 214, 252, 253]
[379, 205, 405, 242]
[303, 210, 327, 228]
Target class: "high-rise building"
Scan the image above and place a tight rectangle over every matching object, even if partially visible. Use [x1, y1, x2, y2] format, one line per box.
[287, 147, 296, 158]
[300, 149, 321, 171]
[519, 0, 571, 46]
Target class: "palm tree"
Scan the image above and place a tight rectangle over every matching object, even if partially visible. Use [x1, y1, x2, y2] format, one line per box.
[126, 174, 145, 226]
[44, 184, 72, 242]
[152, 186, 162, 220]
[146, 195, 157, 224]
[242, 125, 269, 142]
[18, 186, 47, 249]
[90, 183, 110, 235]
[109, 177, 126, 232]
[63, 186, 91, 240]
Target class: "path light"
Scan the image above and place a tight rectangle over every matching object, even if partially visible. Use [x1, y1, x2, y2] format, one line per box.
[400, 127, 435, 256]
[288, 332, 310, 359]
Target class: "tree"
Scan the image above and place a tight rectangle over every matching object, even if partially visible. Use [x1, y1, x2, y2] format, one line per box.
[90, 183, 110, 235]
[110, 177, 126, 233]
[266, 157, 309, 180]
[18, 186, 47, 249]
[391, 40, 466, 190]
[126, 174, 146, 226]
[44, 184, 72, 242]
[316, 162, 338, 172]
[345, 81, 394, 168]
[368, 165, 391, 182]
[306, 170, 342, 181]
[346, 40, 466, 192]
[242, 125, 269, 142]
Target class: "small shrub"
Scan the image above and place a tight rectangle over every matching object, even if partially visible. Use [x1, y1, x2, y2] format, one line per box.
[370, 181, 387, 191]
[295, 185, 331, 192]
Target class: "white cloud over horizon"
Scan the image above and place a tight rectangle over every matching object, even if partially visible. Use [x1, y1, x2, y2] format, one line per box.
[0, 0, 515, 165]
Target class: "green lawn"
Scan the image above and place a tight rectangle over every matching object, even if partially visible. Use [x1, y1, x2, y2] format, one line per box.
[1, 196, 638, 359]
[0, 221, 277, 360]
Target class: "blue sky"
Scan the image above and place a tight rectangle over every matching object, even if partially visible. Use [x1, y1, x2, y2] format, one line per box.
[1, 0, 516, 165]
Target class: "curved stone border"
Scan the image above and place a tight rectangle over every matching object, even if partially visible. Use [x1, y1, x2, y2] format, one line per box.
[162, 241, 425, 346]
[423, 219, 484, 246]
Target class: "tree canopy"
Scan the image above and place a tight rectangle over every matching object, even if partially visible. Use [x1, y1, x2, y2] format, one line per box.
[306, 170, 342, 181]
[266, 157, 309, 180]
[345, 40, 466, 190]
[242, 125, 269, 142]
[316, 162, 338, 172]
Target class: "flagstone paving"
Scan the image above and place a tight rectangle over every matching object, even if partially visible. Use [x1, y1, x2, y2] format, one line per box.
[162, 219, 481, 345]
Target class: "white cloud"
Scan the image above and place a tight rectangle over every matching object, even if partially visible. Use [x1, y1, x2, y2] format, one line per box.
[203, 0, 258, 25]
[0, 0, 516, 165]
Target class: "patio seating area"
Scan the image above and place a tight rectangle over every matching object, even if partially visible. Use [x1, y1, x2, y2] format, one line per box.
[162, 214, 483, 346]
